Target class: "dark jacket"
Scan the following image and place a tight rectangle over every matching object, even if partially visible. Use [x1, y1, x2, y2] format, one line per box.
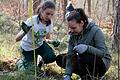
[65, 19, 112, 75]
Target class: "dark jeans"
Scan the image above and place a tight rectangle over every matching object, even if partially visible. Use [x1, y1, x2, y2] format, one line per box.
[16, 41, 56, 70]
[56, 54, 107, 80]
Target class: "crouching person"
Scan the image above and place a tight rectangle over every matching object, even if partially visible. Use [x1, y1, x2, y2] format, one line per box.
[15, 1, 59, 71]
[56, 8, 112, 80]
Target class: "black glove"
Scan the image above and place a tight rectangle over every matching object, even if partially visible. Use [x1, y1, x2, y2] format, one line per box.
[51, 40, 60, 47]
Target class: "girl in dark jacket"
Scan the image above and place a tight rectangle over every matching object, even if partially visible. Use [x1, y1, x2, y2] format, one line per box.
[56, 8, 112, 80]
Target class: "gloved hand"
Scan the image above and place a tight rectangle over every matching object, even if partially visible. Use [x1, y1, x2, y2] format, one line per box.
[64, 75, 71, 80]
[51, 40, 60, 47]
[73, 44, 88, 54]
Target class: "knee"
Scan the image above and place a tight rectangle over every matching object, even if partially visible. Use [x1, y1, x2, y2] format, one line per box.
[56, 54, 66, 68]
[44, 54, 56, 64]
[56, 55, 62, 66]
[49, 54, 56, 63]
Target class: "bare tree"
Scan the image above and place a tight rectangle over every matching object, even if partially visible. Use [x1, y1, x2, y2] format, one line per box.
[20, 0, 29, 10]
[84, 0, 87, 10]
[87, 0, 91, 16]
[112, 0, 120, 52]
[92, 0, 95, 10]
[107, 0, 110, 12]
[95, 0, 99, 10]
[112, 0, 115, 12]
[33, 0, 41, 14]
[112, 0, 120, 79]
[61, 0, 67, 21]
[107, 0, 111, 14]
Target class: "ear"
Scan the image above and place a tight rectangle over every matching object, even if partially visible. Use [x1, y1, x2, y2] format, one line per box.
[80, 20, 84, 26]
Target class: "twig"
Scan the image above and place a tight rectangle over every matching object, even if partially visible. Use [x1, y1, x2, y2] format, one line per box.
[86, 64, 93, 80]
[114, 34, 120, 80]
[41, 58, 46, 78]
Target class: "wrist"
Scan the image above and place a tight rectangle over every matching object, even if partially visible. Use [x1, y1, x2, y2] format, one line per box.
[64, 75, 71, 80]
[45, 39, 52, 43]
[64, 74, 70, 77]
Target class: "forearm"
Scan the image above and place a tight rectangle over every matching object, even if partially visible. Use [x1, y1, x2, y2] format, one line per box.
[15, 30, 25, 42]
[87, 29, 106, 58]
[45, 33, 52, 43]
[45, 39, 52, 43]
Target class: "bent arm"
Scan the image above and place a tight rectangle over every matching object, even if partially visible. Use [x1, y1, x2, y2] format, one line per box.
[45, 33, 52, 43]
[15, 30, 25, 42]
[87, 29, 107, 58]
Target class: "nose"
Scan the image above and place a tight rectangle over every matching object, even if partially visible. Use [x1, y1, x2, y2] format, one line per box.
[48, 15, 52, 20]
[70, 29, 74, 33]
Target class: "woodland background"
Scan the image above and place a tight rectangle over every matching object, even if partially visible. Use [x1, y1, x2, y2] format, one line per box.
[0, 0, 119, 80]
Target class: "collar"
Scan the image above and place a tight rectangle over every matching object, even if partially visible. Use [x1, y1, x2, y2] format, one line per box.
[37, 15, 51, 26]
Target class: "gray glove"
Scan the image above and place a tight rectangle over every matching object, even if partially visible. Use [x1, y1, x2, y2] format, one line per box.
[73, 44, 88, 54]
[64, 75, 71, 80]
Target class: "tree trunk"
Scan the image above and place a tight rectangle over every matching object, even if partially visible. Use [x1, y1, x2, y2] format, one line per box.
[112, 0, 120, 79]
[33, 0, 41, 14]
[53, 0, 56, 4]
[84, 0, 87, 10]
[20, 0, 29, 10]
[112, 0, 120, 52]
[112, 0, 115, 11]
[107, 0, 111, 14]
[61, 0, 67, 21]
[87, 0, 91, 16]
[95, 0, 99, 10]
[92, 0, 95, 10]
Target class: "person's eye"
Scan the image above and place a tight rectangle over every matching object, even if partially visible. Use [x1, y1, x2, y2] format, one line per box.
[46, 13, 54, 16]
[70, 27, 76, 29]
[50, 13, 54, 16]
[46, 13, 50, 15]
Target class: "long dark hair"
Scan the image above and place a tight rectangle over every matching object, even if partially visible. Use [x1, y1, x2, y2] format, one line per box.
[67, 8, 88, 30]
[36, 1, 55, 26]
[36, 1, 55, 15]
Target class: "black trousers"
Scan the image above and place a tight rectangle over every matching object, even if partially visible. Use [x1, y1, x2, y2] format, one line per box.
[16, 42, 56, 70]
[21, 41, 56, 64]
[56, 54, 107, 80]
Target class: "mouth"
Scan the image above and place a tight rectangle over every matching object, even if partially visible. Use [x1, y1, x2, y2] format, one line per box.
[69, 31, 78, 35]
[45, 18, 50, 21]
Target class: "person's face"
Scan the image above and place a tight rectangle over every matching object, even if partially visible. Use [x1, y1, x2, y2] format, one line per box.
[68, 19, 84, 35]
[41, 8, 55, 21]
